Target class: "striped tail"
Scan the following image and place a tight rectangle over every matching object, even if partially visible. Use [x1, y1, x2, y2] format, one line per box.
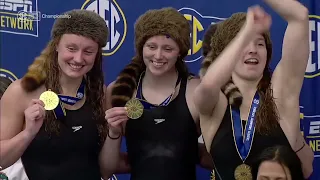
[222, 79, 243, 107]
[21, 46, 49, 92]
[111, 57, 144, 107]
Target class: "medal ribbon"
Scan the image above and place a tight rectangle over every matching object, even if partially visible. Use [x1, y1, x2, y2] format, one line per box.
[135, 71, 181, 109]
[231, 91, 260, 161]
[53, 78, 86, 119]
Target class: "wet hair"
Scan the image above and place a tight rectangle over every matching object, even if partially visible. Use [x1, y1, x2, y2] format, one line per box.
[251, 145, 304, 180]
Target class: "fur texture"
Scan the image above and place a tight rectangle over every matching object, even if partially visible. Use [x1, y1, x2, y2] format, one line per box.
[202, 23, 219, 57]
[199, 12, 279, 134]
[21, 9, 108, 92]
[199, 12, 272, 107]
[111, 7, 191, 107]
[200, 12, 272, 77]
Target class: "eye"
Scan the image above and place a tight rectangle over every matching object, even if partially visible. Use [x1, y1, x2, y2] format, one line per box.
[148, 45, 156, 50]
[84, 50, 94, 55]
[165, 47, 173, 52]
[67, 46, 77, 52]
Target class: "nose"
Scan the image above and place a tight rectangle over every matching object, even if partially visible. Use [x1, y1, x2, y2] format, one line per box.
[154, 49, 163, 60]
[247, 42, 257, 54]
[73, 51, 84, 63]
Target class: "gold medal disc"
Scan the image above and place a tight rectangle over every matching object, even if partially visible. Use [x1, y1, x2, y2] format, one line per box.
[39, 90, 59, 110]
[234, 164, 252, 180]
[210, 169, 216, 180]
[125, 98, 144, 119]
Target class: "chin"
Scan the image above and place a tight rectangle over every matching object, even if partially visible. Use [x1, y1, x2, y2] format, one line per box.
[148, 68, 166, 76]
[63, 70, 87, 79]
[147, 64, 170, 76]
[243, 74, 263, 82]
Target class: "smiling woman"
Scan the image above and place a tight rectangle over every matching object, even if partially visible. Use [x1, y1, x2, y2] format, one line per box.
[194, 0, 313, 179]
[0, 9, 111, 180]
[100, 7, 213, 180]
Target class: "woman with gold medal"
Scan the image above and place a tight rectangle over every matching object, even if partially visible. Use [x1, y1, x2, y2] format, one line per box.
[101, 7, 213, 180]
[194, 0, 314, 179]
[0, 10, 113, 180]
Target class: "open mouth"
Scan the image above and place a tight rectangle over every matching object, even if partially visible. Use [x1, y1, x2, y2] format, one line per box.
[244, 58, 259, 65]
[150, 60, 167, 67]
[68, 63, 84, 70]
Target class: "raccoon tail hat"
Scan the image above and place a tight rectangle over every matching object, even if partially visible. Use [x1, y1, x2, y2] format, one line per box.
[111, 57, 144, 107]
[20, 9, 108, 92]
[199, 12, 272, 107]
[20, 46, 50, 92]
[202, 23, 219, 58]
[199, 22, 243, 107]
[111, 7, 191, 107]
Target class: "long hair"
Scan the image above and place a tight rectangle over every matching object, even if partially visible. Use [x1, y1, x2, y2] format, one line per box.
[251, 145, 304, 180]
[111, 54, 189, 108]
[200, 13, 279, 135]
[111, 7, 191, 108]
[21, 38, 107, 143]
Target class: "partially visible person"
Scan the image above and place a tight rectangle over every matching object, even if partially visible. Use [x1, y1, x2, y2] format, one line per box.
[194, 0, 313, 179]
[252, 145, 304, 180]
[0, 76, 13, 97]
[0, 76, 29, 180]
[202, 23, 219, 58]
[0, 9, 111, 180]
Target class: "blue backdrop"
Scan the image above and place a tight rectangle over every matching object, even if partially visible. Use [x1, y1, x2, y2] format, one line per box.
[0, 0, 319, 179]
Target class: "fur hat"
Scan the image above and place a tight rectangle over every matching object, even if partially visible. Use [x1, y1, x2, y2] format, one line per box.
[51, 9, 108, 47]
[110, 7, 190, 107]
[199, 12, 272, 78]
[202, 23, 219, 57]
[21, 9, 108, 92]
[134, 7, 190, 60]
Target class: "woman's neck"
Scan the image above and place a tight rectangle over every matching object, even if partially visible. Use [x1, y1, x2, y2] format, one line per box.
[59, 74, 84, 97]
[232, 73, 261, 100]
[143, 68, 178, 90]
[140, 68, 179, 104]
[232, 73, 262, 120]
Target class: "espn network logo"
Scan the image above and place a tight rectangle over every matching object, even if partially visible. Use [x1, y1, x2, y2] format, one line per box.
[0, 0, 33, 12]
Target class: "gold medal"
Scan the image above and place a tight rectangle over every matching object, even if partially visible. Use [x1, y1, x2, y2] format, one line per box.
[39, 90, 59, 110]
[125, 98, 144, 119]
[210, 169, 216, 180]
[234, 164, 252, 180]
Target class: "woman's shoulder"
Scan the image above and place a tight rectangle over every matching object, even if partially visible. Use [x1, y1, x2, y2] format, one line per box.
[3, 79, 45, 103]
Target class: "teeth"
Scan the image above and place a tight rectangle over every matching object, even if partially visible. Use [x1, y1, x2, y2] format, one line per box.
[69, 64, 83, 69]
[152, 61, 165, 66]
[245, 58, 258, 63]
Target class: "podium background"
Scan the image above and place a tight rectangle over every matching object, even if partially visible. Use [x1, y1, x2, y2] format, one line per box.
[0, 0, 319, 179]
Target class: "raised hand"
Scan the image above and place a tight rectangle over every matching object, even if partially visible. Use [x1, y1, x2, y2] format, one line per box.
[24, 99, 46, 137]
[244, 5, 272, 35]
[105, 107, 128, 137]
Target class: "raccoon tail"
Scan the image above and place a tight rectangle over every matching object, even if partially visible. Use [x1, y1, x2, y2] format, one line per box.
[222, 79, 243, 107]
[111, 56, 145, 107]
[20, 46, 50, 92]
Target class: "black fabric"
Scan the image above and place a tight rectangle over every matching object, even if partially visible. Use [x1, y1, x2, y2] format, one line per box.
[210, 105, 303, 180]
[21, 100, 102, 180]
[125, 77, 199, 180]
